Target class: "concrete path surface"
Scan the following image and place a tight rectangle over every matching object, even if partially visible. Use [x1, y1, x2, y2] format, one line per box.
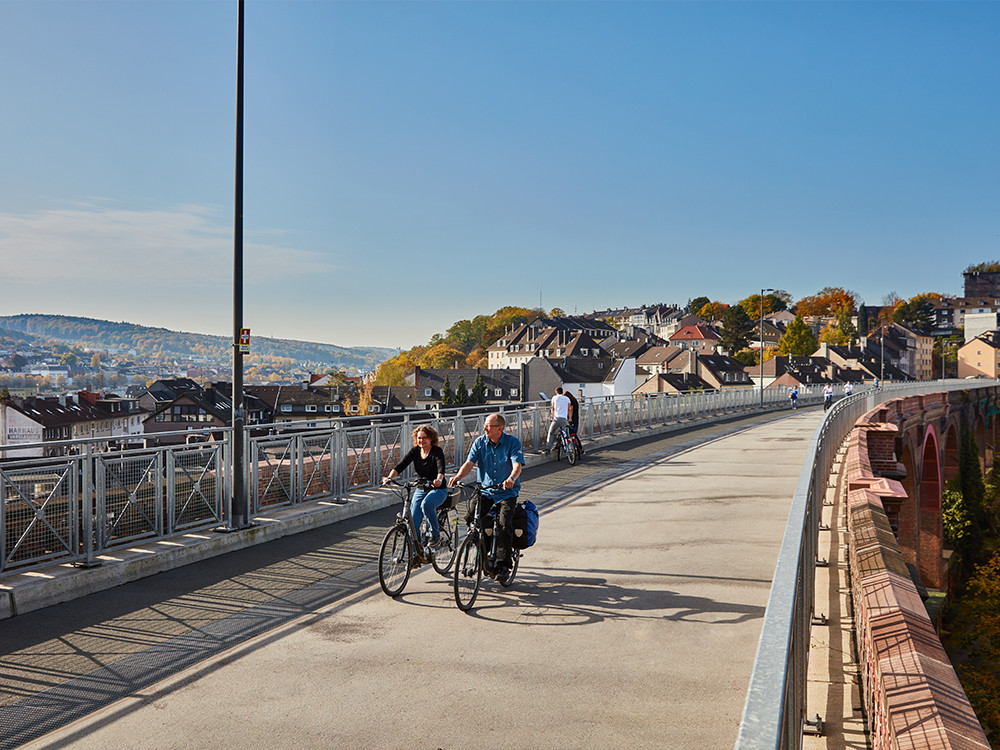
[3, 409, 823, 750]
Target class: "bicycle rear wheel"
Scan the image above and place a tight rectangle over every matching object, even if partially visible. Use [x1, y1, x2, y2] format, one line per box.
[432, 508, 458, 576]
[378, 525, 412, 597]
[499, 550, 519, 588]
[453, 535, 482, 611]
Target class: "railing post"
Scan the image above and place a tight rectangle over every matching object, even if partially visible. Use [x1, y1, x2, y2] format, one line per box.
[82, 443, 97, 566]
[166, 449, 175, 535]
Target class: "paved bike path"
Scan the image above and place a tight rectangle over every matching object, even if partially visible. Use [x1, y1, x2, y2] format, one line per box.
[6, 409, 823, 749]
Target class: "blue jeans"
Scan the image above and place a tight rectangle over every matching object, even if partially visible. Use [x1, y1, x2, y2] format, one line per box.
[411, 487, 447, 541]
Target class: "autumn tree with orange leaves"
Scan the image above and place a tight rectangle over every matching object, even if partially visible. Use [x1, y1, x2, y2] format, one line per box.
[794, 287, 857, 318]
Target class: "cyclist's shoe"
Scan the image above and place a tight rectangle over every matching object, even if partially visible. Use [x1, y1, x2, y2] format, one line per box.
[435, 531, 451, 548]
[495, 561, 511, 583]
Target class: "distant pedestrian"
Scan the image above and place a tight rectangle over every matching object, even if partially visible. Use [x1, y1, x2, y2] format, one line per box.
[843, 382, 853, 397]
[789, 386, 798, 409]
[823, 383, 834, 411]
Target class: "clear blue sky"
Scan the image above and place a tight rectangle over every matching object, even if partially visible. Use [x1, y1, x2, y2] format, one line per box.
[2, 1, 998, 350]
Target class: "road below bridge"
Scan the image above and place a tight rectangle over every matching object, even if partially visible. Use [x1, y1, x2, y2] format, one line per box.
[1, 409, 824, 749]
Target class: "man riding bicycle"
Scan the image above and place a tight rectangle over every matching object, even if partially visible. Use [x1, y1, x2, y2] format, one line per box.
[449, 413, 524, 578]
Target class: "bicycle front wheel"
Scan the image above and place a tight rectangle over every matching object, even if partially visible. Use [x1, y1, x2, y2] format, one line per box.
[432, 508, 458, 576]
[453, 536, 482, 611]
[378, 525, 412, 597]
[564, 436, 578, 465]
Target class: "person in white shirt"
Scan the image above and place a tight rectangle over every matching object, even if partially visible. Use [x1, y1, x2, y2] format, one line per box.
[544, 387, 571, 453]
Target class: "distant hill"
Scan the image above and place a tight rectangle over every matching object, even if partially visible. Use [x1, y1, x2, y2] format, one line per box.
[0, 314, 395, 373]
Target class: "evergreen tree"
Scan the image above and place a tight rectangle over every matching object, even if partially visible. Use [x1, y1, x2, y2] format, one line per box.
[958, 422, 987, 570]
[720, 305, 755, 354]
[441, 375, 453, 406]
[857, 305, 870, 337]
[471, 372, 486, 404]
[455, 377, 469, 405]
[777, 316, 819, 356]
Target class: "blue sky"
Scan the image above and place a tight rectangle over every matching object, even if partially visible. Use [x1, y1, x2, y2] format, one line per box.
[2, 1, 999, 350]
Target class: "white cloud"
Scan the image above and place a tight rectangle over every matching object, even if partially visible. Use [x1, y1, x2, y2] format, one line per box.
[0, 203, 331, 286]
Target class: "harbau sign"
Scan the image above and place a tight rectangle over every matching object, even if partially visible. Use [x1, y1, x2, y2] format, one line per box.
[0, 405, 44, 458]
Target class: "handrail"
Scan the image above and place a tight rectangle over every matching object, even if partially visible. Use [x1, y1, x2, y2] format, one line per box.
[733, 379, 998, 750]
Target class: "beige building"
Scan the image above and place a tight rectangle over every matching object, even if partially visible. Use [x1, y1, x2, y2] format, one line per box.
[958, 332, 1000, 379]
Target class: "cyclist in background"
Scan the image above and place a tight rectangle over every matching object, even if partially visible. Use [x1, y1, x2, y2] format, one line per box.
[449, 413, 524, 578]
[564, 388, 583, 456]
[543, 387, 571, 455]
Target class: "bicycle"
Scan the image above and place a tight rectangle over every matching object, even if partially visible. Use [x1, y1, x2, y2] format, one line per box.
[453, 482, 522, 611]
[377, 478, 461, 597]
[553, 423, 579, 465]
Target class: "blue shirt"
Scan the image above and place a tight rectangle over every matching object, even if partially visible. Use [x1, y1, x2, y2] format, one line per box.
[467, 431, 524, 501]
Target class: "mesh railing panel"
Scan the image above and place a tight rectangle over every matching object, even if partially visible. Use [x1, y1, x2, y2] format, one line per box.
[172, 444, 223, 530]
[98, 453, 162, 547]
[0, 463, 77, 570]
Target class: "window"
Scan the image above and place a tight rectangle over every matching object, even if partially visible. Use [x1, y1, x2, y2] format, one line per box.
[324, 404, 333, 412]
[306, 405, 317, 413]
[580, 348, 588, 356]
[424, 388, 432, 397]
[281, 404, 292, 413]
[511, 389, 518, 397]
[495, 389, 503, 397]
[369, 405, 379, 413]
[331, 405, 340, 413]
[350, 405, 358, 413]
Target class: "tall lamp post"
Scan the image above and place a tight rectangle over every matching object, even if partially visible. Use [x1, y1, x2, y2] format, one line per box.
[230, 0, 249, 529]
[759, 288, 774, 407]
[880, 321, 885, 387]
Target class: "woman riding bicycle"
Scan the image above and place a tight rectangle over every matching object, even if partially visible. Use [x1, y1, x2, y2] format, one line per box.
[448, 413, 524, 579]
[383, 425, 449, 548]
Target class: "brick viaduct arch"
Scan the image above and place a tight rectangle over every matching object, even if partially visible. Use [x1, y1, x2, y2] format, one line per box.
[848, 389, 999, 590]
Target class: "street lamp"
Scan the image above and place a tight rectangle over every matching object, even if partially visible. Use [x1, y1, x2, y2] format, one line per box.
[760, 288, 774, 407]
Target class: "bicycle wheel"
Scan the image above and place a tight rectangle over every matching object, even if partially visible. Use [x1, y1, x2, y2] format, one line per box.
[453, 535, 482, 611]
[378, 525, 412, 597]
[432, 508, 458, 576]
[499, 550, 519, 588]
[564, 434, 578, 465]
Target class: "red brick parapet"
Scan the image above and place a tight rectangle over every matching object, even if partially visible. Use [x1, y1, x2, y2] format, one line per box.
[845, 398, 990, 749]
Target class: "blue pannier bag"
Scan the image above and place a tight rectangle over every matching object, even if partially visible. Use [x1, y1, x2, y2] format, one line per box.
[512, 500, 538, 550]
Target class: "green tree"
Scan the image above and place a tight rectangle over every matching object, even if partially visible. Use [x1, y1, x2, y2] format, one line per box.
[857, 305, 870, 337]
[720, 305, 754, 354]
[777, 316, 819, 356]
[892, 295, 935, 335]
[836, 306, 858, 345]
[471, 372, 486, 404]
[59, 352, 78, 368]
[454, 377, 469, 405]
[689, 296, 710, 316]
[441, 375, 453, 406]
[90, 353, 101, 368]
[947, 551, 1000, 737]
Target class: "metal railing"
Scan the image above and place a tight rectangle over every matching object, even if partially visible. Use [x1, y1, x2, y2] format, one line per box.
[2, 385, 807, 575]
[733, 378, 997, 750]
